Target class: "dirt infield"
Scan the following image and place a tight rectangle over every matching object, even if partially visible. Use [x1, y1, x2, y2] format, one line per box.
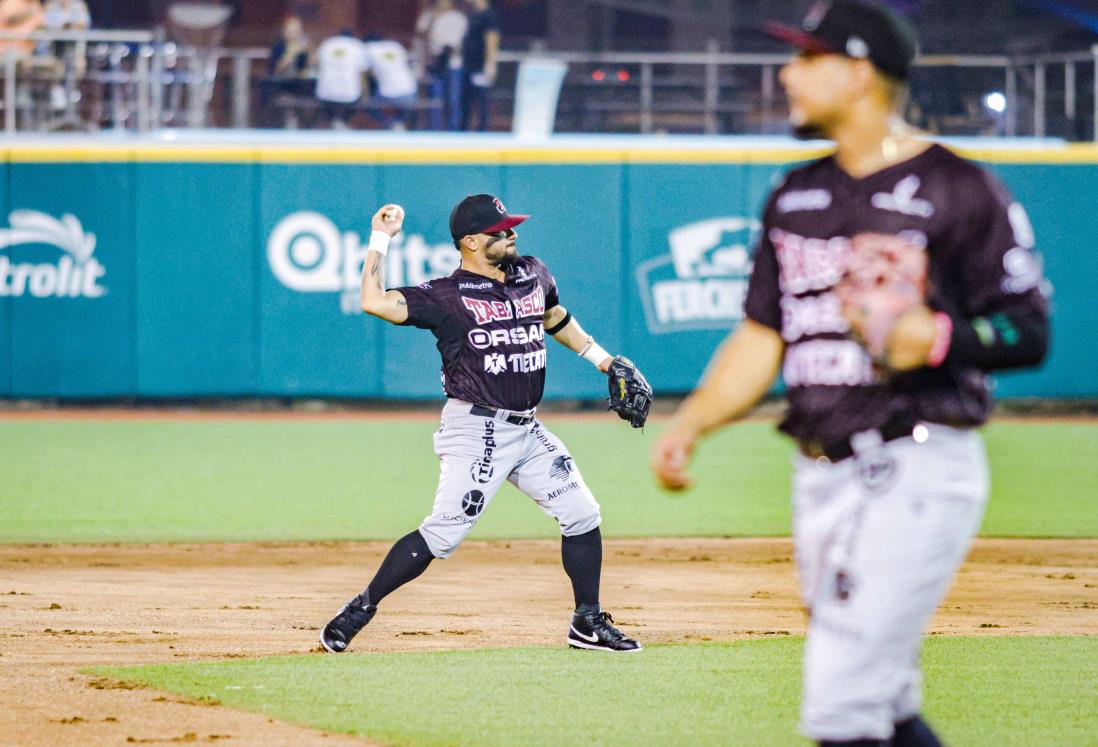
[1, 538, 1094, 746]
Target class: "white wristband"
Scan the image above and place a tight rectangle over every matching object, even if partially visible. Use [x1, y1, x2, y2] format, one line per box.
[368, 230, 391, 256]
[580, 338, 610, 367]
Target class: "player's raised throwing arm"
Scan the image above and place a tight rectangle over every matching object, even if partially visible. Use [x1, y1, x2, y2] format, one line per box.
[360, 204, 410, 324]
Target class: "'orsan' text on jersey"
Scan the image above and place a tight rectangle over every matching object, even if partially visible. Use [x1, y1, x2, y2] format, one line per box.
[397, 255, 560, 411]
[744, 144, 1049, 445]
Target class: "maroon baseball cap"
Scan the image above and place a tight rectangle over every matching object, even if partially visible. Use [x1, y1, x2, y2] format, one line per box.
[765, 0, 919, 81]
[449, 194, 529, 239]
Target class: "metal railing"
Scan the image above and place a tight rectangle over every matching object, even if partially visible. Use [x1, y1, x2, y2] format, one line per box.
[3, 30, 1098, 140]
[0, 28, 251, 133]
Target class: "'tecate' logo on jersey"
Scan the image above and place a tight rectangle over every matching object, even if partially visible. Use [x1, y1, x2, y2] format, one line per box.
[0, 210, 107, 298]
[636, 217, 759, 334]
[484, 353, 507, 375]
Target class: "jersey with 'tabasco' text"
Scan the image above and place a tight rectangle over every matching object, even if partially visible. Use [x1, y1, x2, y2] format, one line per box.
[396, 255, 560, 411]
[744, 143, 1049, 445]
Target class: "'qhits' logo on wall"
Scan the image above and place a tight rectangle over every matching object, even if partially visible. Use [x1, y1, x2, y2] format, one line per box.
[636, 217, 760, 334]
[0, 210, 107, 298]
[267, 211, 459, 315]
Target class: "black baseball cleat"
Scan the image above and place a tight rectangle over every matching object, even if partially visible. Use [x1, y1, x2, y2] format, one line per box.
[319, 594, 377, 653]
[567, 609, 642, 652]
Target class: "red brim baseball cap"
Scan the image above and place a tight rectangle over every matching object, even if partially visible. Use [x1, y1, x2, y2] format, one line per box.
[450, 193, 529, 239]
[482, 214, 529, 234]
[764, 1, 918, 81]
[763, 21, 838, 55]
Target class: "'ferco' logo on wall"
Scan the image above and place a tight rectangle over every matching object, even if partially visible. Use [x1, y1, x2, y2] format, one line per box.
[0, 210, 107, 298]
[266, 211, 458, 315]
[636, 217, 759, 334]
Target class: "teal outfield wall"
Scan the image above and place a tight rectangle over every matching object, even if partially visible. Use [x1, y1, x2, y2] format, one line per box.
[0, 141, 1093, 400]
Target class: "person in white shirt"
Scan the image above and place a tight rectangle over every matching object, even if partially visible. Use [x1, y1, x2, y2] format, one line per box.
[42, 0, 86, 31]
[41, 0, 87, 68]
[361, 34, 418, 130]
[415, 0, 467, 130]
[315, 29, 368, 128]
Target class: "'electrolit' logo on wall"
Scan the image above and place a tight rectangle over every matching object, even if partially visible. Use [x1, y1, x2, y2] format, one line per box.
[267, 211, 460, 315]
[0, 210, 107, 298]
[636, 217, 760, 334]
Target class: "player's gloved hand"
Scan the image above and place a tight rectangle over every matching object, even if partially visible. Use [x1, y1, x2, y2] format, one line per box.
[834, 232, 928, 369]
[607, 355, 653, 429]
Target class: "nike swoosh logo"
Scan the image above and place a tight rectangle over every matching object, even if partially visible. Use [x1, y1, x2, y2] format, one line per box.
[570, 625, 599, 643]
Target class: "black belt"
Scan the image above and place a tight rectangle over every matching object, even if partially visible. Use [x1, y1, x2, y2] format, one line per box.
[799, 417, 917, 463]
[470, 404, 536, 426]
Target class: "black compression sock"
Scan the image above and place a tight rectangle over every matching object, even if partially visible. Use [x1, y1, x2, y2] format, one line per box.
[891, 716, 942, 747]
[364, 530, 434, 605]
[561, 527, 602, 609]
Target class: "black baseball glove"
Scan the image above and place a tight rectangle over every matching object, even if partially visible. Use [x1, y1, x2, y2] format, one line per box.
[607, 356, 653, 429]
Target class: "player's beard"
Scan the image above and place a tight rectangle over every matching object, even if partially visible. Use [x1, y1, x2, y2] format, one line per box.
[485, 239, 518, 267]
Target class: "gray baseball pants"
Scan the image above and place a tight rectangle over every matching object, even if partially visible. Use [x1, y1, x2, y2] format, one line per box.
[793, 423, 989, 741]
[419, 398, 602, 559]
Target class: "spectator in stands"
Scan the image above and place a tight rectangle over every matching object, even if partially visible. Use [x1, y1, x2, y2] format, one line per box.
[40, 0, 88, 81]
[269, 13, 311, 79]
[415, 0, 466, 131]
[362, 33, 418, 130]
[460, 0, 500, 131]
[41, 0, 86, 33]
[315, 28, 368, 129]
[0, 0, 43, 57]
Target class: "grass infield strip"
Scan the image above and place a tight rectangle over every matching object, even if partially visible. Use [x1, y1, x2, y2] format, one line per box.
[4, 420, 1097, 543]
[93, 637, 1097, 747]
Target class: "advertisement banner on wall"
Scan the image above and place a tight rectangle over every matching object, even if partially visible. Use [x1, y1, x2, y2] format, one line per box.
[625, 163, 780, 392]
[1, 150, 1094, 400]
[5, 163, 136, 397]
[0, 161, 7, 394]
[135, 163, 260, 396]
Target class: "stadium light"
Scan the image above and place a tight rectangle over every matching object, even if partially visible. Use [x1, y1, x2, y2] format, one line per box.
[984, 91, 1007, 113]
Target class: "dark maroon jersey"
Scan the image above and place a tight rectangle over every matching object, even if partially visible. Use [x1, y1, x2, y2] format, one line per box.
[745, 144, 1049, 444]
[396, 255, 560, 411]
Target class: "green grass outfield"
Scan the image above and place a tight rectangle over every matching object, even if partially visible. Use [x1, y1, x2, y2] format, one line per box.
[3, 419, 1096, 543]
[93, 637, 1097, 747]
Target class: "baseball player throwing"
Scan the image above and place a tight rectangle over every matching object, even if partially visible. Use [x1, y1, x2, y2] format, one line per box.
[321, 194, 652, 654]
[652, 2, 1050, 746]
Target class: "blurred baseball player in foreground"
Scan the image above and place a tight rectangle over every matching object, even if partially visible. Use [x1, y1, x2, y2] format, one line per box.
[321, 194, 652, 654]
[652, 2, 1050, 745]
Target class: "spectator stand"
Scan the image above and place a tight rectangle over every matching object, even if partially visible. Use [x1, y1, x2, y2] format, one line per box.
[4, 33, 1098, 141]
